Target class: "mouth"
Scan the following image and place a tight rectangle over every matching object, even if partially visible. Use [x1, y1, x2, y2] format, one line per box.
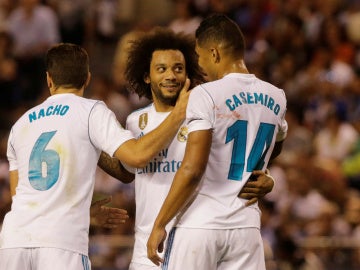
[160, 83, 181, 92]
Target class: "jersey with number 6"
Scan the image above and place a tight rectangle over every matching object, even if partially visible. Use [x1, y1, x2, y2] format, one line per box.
[1, 93, 134, 256]
[177, 73, 288, 229]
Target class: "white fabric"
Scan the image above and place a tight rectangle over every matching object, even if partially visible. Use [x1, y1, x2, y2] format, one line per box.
[177, 73, 288, 229]
[0, 247, 91, 270]
[125, 104, 186, 267]
[163, 227, 265, 270]
[1, 93, 134, 256]
[129, 261, 160, 270]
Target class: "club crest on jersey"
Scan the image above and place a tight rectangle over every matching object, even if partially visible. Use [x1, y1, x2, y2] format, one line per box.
[177, 126, 188, 142]
[139, 113, 148, 130]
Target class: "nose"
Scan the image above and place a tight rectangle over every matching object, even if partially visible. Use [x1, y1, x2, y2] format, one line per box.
[165, 69, 176, 80]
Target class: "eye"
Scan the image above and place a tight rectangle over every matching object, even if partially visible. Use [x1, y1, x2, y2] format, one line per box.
[157, 67, 166, 73]
[174, 66, 184, 73]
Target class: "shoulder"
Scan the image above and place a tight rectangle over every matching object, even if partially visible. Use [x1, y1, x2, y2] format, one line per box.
[190, 81, 220, 101]
[57, 95, 107, 116]
[126, 103, 153, 125]
[11, 108, 33, 128]
[11, 101, 45, 130]
[66, 95, 101, 108]
[251, 77, 287, 106]
[194, 78, 225, 92]
[127, 103, 153, 118]
[191, 82, 212, 94]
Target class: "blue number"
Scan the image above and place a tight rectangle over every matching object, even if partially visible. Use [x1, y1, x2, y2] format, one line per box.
[225, 121, 247, 180]
[225, 120, 275, 181]
[28, 131, 60, 190]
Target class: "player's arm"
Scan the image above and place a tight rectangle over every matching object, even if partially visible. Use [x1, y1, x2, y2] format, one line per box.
[238, 169, 274, 206]
[270, 140, 283, 160]
[270, 116, 287, 161]
[147, 129, 212, 266]
[97, 151, 134, 183]
[9, 170, 18, 197]
[114, 79, 190, 168]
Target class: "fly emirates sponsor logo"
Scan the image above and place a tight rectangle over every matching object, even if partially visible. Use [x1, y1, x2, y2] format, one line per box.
[136, 148, 182, 174]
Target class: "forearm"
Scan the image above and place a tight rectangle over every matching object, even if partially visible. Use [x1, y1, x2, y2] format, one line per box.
[270, 140, 283, 160]
[153, 130, 211, 226]
[137, 111, 184, 161]
[98, 151, 134, 183]
[154, 166, 200, 228]
[115, 111, 185, 167]
[9, 170, 18, 197]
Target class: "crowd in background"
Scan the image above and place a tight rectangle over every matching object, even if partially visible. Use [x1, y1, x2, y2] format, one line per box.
[0, 0, 360, 269]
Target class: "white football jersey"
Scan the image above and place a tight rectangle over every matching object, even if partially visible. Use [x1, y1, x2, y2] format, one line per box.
[126, 104, 187, 266]
[1, 93, 134, 256]
[177, 73, 288, 229]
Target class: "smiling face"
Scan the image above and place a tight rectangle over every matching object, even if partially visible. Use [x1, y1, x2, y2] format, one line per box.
[145, 50, 187, 110]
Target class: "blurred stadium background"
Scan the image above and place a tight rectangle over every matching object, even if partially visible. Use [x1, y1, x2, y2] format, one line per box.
[0, 0, 360, 269]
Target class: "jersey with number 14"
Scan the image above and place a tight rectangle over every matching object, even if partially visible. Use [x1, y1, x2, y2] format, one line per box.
[177, 73, 288, 229]
[1, 93, 134, 256]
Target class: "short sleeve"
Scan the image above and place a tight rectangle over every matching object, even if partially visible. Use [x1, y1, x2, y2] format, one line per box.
[275, 90, 288, 141]
[276, 111, 288, 142]
[186, 86, 215, 133]
[7, 128, 17, 171]
[89, 102, 134, 156]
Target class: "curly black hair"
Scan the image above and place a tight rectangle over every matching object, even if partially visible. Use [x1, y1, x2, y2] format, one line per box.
[125, 27, 205, 100]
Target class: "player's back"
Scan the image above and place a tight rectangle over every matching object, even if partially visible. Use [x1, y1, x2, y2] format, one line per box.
[178, 73, 287, 229]
[1, 93, 103, 255]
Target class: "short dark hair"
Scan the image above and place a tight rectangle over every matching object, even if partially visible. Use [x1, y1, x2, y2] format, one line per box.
[195, 14, 246, 57]
[46, 43, 89, 89]
[125, 27, 205, 100]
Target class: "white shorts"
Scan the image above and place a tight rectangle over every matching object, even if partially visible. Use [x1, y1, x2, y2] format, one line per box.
[0, 247, 91, 270]
[130, 231, 165, 269]
[129, 261, 161, 270]
[162, 227, 265, 270]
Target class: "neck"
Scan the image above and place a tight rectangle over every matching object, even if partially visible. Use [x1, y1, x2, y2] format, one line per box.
[50, 87, 84, 97]
[153, 99, 174, 112]
[219, 59, 249, 78]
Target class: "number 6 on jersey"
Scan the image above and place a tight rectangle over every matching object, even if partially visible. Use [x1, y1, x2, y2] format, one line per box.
[28, 131, 60, 190]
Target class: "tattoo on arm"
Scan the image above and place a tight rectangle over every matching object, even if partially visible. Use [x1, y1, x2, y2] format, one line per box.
[98, 151, 134, 183]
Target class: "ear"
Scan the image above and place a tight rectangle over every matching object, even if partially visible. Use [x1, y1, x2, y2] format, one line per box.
[46, 72, 52, 89]
[144, 73, 150, 84]
[84, 72, 91, 88]
[211, 48, 220, 63]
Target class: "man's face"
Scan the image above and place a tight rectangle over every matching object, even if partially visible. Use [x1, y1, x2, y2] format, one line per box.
[146, 50, 187, 106]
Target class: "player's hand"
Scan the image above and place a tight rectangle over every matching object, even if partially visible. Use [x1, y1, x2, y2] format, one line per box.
[238, 169, 274, 206]
[173, 78, 191, 119]
[147, 226, 167, 266]
[90, 196, 129, 228]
